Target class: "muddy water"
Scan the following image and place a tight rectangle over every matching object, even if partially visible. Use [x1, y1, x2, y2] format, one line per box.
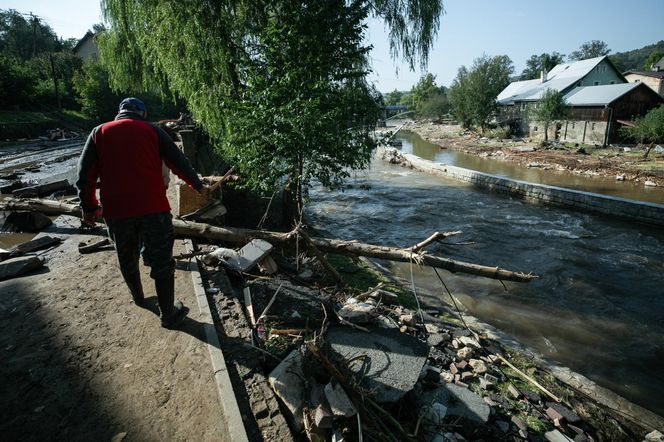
[398, 130, 664, 204]
[306, 156, 664, 417]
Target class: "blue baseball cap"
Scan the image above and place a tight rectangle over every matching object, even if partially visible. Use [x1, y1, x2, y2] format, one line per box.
[118, 97, 147, 113]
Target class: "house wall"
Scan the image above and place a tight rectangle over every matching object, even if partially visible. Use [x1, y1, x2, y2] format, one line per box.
[76, 38, 98, 61]
[624, 73, 664, 97]
[575, 59, 624, 87]
[527, 120, 607, 145]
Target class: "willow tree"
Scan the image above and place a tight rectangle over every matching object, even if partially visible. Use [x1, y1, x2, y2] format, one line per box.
[99, 0, 444, 214]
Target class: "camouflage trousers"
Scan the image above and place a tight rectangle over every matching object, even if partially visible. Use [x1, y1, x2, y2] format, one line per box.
[105, 212, 175, 281]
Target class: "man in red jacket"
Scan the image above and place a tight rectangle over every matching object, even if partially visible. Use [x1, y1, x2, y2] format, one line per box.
[76, 97, 203, 329]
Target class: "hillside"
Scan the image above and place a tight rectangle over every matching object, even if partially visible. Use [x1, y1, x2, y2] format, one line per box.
[610, 40, 664, 72]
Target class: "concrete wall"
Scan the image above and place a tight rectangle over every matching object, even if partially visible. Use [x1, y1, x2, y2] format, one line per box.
[625, 73, 664, 96]
[76, 38, 98, 61]
[527, 120, 607, 145]
[379, 147, 664, 228]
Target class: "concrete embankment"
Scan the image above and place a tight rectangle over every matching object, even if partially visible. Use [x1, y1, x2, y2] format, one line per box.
[379, 146, 664, 228]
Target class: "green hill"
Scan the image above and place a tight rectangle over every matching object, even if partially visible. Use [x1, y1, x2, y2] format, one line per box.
[609, 40, 664, 72]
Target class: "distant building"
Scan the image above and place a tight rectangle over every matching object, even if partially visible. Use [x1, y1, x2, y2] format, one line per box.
[73, 31, 98, 61]
[497, 56, 662, 145]
[623, 55, 664, 97]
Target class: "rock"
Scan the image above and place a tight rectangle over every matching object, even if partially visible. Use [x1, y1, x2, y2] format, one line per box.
[428, 333, 447, 347]
[431, 433, 458, 442]
[449, 363, 458, 374]
[374, 314, 399, 329]
[268, 350, 305, 429]
[314, 404, 333, 428]
[623, 146, 632, 152]
[369, 289, 399, 305]
[457, 347, 474, 360]
[111, 432, 128, 442]
[479, 377, 494, 390]
[422, 402, 448, 430]
[456, 360, 468, 370]
[523, 390, 542, 403]
[458, 336, 481, 349]
[454, 380, 469, 388]
[425, 323, 442, 334]
[544, 429, 575, 442]
[421, 365, 442, 384]
[440, 372, 455, 383]
[654, 145, 664, 153]
[419, 383, 491, 427]
[297, 268, 314, 281]
[399, 314, 416, 326]
[616, 174, 626, 181]
[0, 255, 45, 281]
[468, 359, 488, 374]
[645, 180, 657, 187]
[483, 397, 499, 407]
[2, 211, 52, 232]
[645, 430, 664, 442]
[546, 403, 580, 423]
[324, 381, 357, 417]
[496, 420, 510, 433]
[461, 371, 474, 381]
[337, 302, 375, 324]
[484, 373, 499, 384]
[507, 384, 522, 399]
[326, 325, 428, 403]
[511, 415, 527, 431]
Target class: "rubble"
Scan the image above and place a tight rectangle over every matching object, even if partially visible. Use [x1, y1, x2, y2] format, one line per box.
[268, 349, 306, 430]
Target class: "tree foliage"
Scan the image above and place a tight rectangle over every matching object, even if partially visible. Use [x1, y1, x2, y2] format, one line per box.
[643, 51, 663, 70]
[410, 73, 447, 119]
[384, 89, 404, 106]
[521, 52, 565, 80]
[609, 40, 664, 72]
[448, 55, 514, 132]
[99, 0, 445, 204]
[529, 89, 568, 142]
[568, 40, 610, 61]
[621, 104, 664, 146]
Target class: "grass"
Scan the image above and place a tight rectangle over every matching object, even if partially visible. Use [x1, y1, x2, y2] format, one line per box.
[0, 111, 54, 124]
[327, 254, 418, 309]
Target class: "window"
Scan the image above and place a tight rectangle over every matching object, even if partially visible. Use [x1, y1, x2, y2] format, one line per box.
[594, 81, 599, 86]
[610, 81, 615, 84]
[533, 126, 538, 131]
[577, 82, 582, 87]
[572, 122, 575, 129]
[591, 123, 595, 130]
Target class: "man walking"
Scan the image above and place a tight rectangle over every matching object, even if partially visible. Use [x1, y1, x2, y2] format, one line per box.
[76, 97, 203, 329]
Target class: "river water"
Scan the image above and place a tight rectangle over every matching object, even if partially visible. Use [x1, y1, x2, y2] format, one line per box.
[306, 133, 664, 417]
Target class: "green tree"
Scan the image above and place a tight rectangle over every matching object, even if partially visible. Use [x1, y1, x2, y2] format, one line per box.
[448, 55, 514, 132]
[0, 54, 36, 107]
[410, 73, 447, 118]
[99, 0, 445, 214]
[621, 104, 664, 158]
[643, 51, 663, 70]
[529, 89, 568, 142]
[520, 52, 565, 80]
[568, 40, 610, 61]
[73, 59, 122, 120]
[0, 9, 61, 60]
[384, 89, 404, 106]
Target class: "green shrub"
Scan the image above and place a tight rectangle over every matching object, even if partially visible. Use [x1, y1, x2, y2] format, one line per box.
[485, 125, 511, 139]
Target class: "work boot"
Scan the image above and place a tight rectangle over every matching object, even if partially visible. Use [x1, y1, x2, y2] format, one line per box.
[155, 276, 188, 329]
[124, 272, 145, 307]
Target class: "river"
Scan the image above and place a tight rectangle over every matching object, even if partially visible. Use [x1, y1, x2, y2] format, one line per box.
[306, 132, 664, 417]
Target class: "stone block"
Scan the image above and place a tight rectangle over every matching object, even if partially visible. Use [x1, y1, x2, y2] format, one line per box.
[544, 429, 575, 442]
[507, 384, 522, 399]
[268, 349, 305, 429]
[324, 381, 356, 417]
[223, 239, 273, 272]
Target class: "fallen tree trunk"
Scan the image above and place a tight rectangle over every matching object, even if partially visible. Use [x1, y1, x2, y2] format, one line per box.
[0, 198, 537, 282]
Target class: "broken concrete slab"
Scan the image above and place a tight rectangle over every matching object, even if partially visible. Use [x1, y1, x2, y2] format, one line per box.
[326, 325, 428, 403]
[458, 336, 481, 349]
[314, 404, 333, 428]
[546, 402, 581, 423]
[324, 381, 357, 417]
[250, 278, 326, 324]
[368, 289, 399, 305]
[268, 349, 305, 430]
[419, 383, 490, 427]
[222, 239, 273, 272]
[0, 255, 45, 281]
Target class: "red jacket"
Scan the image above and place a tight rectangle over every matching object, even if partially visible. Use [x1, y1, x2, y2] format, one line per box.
[76, 112, 202, 219]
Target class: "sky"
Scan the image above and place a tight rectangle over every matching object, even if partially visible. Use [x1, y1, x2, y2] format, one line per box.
[4, 0, 664, 93]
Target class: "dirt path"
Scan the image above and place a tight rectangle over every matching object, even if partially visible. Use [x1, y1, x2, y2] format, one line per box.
[403, 121, 664, 187]
[0, 216, 230, 442]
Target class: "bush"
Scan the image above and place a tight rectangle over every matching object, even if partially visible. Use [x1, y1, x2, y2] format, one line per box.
[73, 60, 123, 121]
[0, 55, 36, 107]
[485, 125, 511, 139]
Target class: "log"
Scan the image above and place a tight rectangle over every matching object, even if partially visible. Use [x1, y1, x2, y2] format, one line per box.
[0, 198, 538, 282]
[12, 179, 71, 198]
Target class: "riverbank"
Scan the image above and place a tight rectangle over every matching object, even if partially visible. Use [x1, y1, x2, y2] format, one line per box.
[400, 121, 664, 189]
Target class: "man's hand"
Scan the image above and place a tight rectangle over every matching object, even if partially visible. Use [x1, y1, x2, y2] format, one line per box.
[81, 209, 98, 228]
